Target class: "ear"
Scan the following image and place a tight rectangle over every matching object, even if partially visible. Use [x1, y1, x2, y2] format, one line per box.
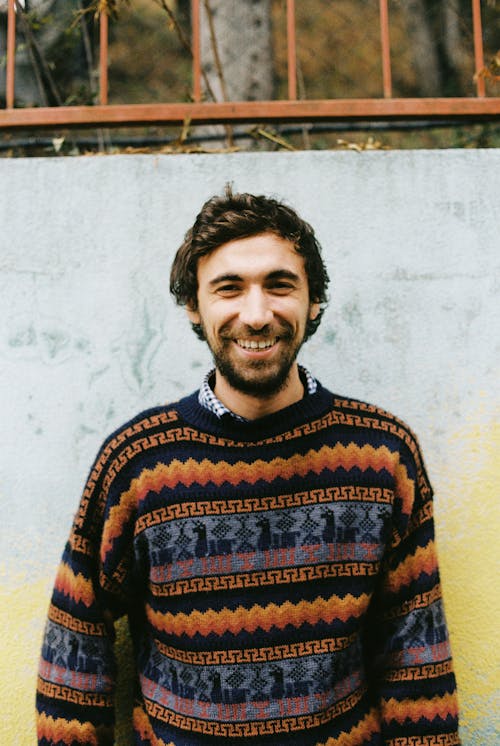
[186, 303, 201, 325]
[308, 301, 321, 321]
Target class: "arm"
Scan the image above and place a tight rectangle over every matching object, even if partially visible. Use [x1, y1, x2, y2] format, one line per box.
[365, 433, 460, 745]
[36, 431, 136, 746]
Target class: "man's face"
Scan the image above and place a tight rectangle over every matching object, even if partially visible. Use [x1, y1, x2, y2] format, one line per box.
[187, 232, 319, 398]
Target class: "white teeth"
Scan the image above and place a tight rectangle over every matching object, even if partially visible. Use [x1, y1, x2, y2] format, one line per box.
[237, 338, 276, 350]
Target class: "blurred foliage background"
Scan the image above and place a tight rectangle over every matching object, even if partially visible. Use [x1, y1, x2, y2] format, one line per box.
[1, 0, 499, 155]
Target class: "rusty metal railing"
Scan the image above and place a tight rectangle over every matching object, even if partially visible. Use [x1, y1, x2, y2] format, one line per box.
[1, 0, 499, 131]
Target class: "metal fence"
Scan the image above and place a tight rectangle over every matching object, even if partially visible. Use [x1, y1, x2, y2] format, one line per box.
[1, 0, 499, 135]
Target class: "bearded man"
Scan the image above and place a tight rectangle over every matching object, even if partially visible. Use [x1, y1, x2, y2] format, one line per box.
[37, 188, 460, 746]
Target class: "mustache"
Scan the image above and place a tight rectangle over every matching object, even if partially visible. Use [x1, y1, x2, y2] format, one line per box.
[219, 322, 294, 340]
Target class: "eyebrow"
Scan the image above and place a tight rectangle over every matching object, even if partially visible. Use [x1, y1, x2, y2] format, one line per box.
[208, 269, 301, 287]
[266, 270, 301, 283]
[208, 273, 243, 287]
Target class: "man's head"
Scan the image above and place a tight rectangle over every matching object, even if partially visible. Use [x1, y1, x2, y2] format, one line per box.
[170, 186, 329, 341]
[170, 187, 330, 411]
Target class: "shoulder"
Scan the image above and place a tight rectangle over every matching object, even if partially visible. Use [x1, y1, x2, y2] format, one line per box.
[319, 385, 424, 459]
[326, 389, 431, 492]
[101, 402, 184, 451]
[332, 392, 414, 436]
[89, 394, 200, 475]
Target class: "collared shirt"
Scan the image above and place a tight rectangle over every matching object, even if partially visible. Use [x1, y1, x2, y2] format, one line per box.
[198, 366, 318, 422]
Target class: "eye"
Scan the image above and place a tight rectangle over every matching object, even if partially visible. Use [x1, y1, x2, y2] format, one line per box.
[268, 280, 295, 294]
[216, 284, 241, 296]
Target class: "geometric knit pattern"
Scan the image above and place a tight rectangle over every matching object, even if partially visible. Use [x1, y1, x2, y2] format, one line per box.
[36, 381, 460, 745]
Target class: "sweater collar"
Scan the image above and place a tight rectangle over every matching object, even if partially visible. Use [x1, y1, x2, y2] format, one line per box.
[176, 378, 333, 442]
[198, 365, 318, 423]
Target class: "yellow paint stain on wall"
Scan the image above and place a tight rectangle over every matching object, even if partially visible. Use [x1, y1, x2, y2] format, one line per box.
[0, 572, 135, 746]
[434, 416, 500, 742]
[0, 574, 49, 746]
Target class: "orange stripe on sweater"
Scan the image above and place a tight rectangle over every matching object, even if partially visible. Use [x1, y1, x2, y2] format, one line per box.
[54, 562, 95, 608]
[381, 692, 459, 725]
[385, 541, 439, 594]
[135, 444, 404, 495]
[147, 592, 371, 638]
[36, 712, 99, 746]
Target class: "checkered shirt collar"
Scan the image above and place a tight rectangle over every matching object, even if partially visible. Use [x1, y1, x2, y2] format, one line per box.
[198, 366, 317, 422]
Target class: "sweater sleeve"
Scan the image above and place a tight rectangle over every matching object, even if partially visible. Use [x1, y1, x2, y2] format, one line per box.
[36, 429, 138, 746]
[364, 431, 460, 745]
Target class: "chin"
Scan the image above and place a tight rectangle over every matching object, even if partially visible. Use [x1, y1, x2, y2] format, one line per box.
[223, 367, 292, 398]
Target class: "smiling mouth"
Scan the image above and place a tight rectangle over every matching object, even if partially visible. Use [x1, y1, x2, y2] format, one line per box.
[236, 337, 278, 350]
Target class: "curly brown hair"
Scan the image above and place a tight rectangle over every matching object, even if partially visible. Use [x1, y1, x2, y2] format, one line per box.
[170, 186, 330, 340]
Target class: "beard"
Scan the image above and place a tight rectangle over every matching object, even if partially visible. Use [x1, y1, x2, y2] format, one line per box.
[203, 321, 305, 397]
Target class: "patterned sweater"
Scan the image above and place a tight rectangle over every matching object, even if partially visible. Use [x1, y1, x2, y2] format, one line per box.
[37, 382, 460, 746]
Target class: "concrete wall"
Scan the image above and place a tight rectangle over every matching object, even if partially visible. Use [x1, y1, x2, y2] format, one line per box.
[0, 150, 498, 745]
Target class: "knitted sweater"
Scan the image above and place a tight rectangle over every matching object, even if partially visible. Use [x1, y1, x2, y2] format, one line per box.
[37, 382, 460, 746]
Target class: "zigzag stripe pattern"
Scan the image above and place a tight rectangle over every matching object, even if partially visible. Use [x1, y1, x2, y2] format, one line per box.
[37, 712, 100, 745]
[381, 692, 459, 724]
[137, 443, 406, 492]
[385, 541, 439, 594]
[54, 562, 95, 608]
[147, 593, 371, 637]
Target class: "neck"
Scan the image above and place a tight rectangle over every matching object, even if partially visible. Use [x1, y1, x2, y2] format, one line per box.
[213, 364, 305, 420]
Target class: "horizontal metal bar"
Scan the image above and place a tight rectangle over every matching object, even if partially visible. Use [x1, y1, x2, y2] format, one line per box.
[1, 99, 499, 130]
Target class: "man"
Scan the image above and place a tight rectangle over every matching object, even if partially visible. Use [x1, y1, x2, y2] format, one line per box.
[37, 188, 460, 745]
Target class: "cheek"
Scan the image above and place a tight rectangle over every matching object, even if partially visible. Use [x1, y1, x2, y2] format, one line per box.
[213, 301, 241, 325]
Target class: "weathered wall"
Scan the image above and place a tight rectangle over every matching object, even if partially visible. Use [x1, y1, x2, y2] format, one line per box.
[0, 150, 498, 744]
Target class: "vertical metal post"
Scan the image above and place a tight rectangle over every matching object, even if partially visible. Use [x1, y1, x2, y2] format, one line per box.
[6, 0, 17, 109]
[286, 0, 297, 100]
[472, 0, 486, 97]
[191, 0, 201, 102]
[379, 0, 392, 98]
[99, 7, 109, 105]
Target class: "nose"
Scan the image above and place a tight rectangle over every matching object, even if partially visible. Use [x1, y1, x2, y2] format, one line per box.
[239, 287, 274, 330]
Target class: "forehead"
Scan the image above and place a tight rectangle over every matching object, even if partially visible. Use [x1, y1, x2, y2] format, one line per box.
[197, 232, 306, 282]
